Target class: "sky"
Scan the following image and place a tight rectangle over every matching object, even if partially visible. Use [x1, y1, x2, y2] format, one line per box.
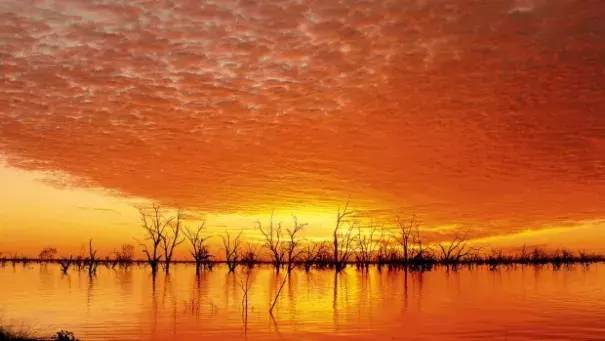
[0, 0, 604, 256]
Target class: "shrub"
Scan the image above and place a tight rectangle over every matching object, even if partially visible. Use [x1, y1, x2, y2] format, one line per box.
[53, 330, 79, 341]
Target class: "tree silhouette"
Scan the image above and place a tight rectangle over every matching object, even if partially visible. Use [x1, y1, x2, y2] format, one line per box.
[221, 230, 243, 273]
[137, 203, 172, 273]
[257, 211, 285, 272]
[332, 199, 356, 272]
[184, 220, 213, 273]
[161, 207, 185, 273]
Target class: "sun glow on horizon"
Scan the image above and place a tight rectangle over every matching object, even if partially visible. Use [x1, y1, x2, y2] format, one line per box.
[0, 0, 604, 257]
[1, 163, 603, 258]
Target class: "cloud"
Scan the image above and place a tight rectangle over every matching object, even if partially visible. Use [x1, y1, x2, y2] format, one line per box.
[508, 0, 538, 14]
[0, 0, 604, 240]
[77, 206, 118, 213]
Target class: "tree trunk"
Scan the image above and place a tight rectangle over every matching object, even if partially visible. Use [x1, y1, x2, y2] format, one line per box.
[333, 231, 338, 268]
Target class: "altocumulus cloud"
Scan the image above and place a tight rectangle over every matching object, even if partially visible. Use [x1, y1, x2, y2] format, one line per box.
[0, 0, 604, 239]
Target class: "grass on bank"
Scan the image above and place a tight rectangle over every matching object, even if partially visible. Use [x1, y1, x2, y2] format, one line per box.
[0, 324, 78, 341]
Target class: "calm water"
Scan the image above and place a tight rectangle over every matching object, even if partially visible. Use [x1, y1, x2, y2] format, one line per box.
[1, 264, 604, 340]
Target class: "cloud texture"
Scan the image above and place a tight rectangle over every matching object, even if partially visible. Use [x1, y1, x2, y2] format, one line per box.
[1, 0, 604, 237]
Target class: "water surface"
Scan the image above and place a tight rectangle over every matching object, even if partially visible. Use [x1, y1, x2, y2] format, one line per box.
[1, 264, 604, 340]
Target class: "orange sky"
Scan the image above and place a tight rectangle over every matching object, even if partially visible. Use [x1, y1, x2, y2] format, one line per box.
[0, 0, 604, 256]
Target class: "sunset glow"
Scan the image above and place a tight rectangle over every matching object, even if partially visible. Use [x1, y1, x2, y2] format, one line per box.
[1, 0, 604, 256]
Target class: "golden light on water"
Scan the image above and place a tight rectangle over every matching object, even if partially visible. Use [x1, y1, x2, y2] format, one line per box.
[1, 1, 604, 338]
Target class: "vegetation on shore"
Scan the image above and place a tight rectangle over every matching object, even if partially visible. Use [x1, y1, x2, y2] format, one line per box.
[1, 201, 603, 275]
[0, 324, 78, 341]
[2, 201, 601, 338]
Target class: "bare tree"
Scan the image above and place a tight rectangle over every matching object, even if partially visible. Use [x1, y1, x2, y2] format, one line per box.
[301, 241, 329, 271]
[137, 203, 172, 273]
[333, 199, 356, 271]
[114, 244, 135, 267]
[438, 231, 478, 266]
[59, 256, 73, 274]
[409, 224, 434, 270]
[356, 222, 384, 267]
[39, 247, 57, 261]
[284, 216, 307, 273]
[74, 250, 85, 271]
[393, 215, 417, 265]
[87, 239, 99, 276]
[267, 217, 307, 316]
[376, 237, 397, 266]
[161, 207, 185, 273]
[221, 230, 243, 273]
[256, 211, 285, 272]
[184, 220, 213, 274]
[518, 244, 530, 263]
[240, 244, 259, 269]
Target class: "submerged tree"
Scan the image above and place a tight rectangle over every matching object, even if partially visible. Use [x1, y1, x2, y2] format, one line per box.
[256, 212, 285, 272]
[221, 230, 243, 273]
[393, 215, 417, 265]
[137, 204, 172, 273]
[301, 241, 329, 271]
[240, 244, 259, 269]
[284, 216, 307, 273]
[161, 207, 185, 273]
[39, 247, 58, 261]
[332, 200, 357, 271]
[58, 256, 73, 274]
[114, 244, 135, 267]
[87, 239, 99, 276]
[356, 221, 384, 268]
[438, 231, 478, 266]
[267, 217, 306, 318]
[184, 219, 213, 274]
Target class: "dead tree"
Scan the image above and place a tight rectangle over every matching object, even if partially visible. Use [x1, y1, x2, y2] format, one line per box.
[356, 222, 384, 268]
[284, 216, 307, 273]
[240, 244, 259, 269]
[59, 256, 73, 274]
[518, 245, 530, 264]
[39, 247, 57, 261]
[301, 241, 329, 271]
[87, 239, 99, 276]
[137, 204, 172, 273]
[184, 220, 213, 274]
[335, 221, 357, 271]
[438, 231, 478, 266]
[161, 207, 185, 273]
[256, 211, 285, 272]
[221, 231, 243, 273]
[393, 215, 417, 265]
[333, 199, 356, 271]
[114, 244, 135, 267]
[267, 217, 307, 316]
[376, 237, 397, 267]
[410, 224, 433, 267]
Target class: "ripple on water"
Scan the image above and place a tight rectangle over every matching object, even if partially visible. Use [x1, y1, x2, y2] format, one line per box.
[0, 264, 604, 341]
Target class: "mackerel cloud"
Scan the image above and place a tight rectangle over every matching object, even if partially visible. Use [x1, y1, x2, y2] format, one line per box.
[1, 0, 604, 236]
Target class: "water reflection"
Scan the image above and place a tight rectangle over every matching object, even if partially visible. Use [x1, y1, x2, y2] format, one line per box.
[0, 264, 604, 340]
[115, 267, 133, 295]
[86, 274, 94, 313]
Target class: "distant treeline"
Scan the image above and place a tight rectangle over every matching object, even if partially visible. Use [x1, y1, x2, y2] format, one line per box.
[2, 202, 603, 274]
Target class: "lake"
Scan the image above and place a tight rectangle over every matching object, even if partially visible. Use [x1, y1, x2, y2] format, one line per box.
[0, 263, 604, 340]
